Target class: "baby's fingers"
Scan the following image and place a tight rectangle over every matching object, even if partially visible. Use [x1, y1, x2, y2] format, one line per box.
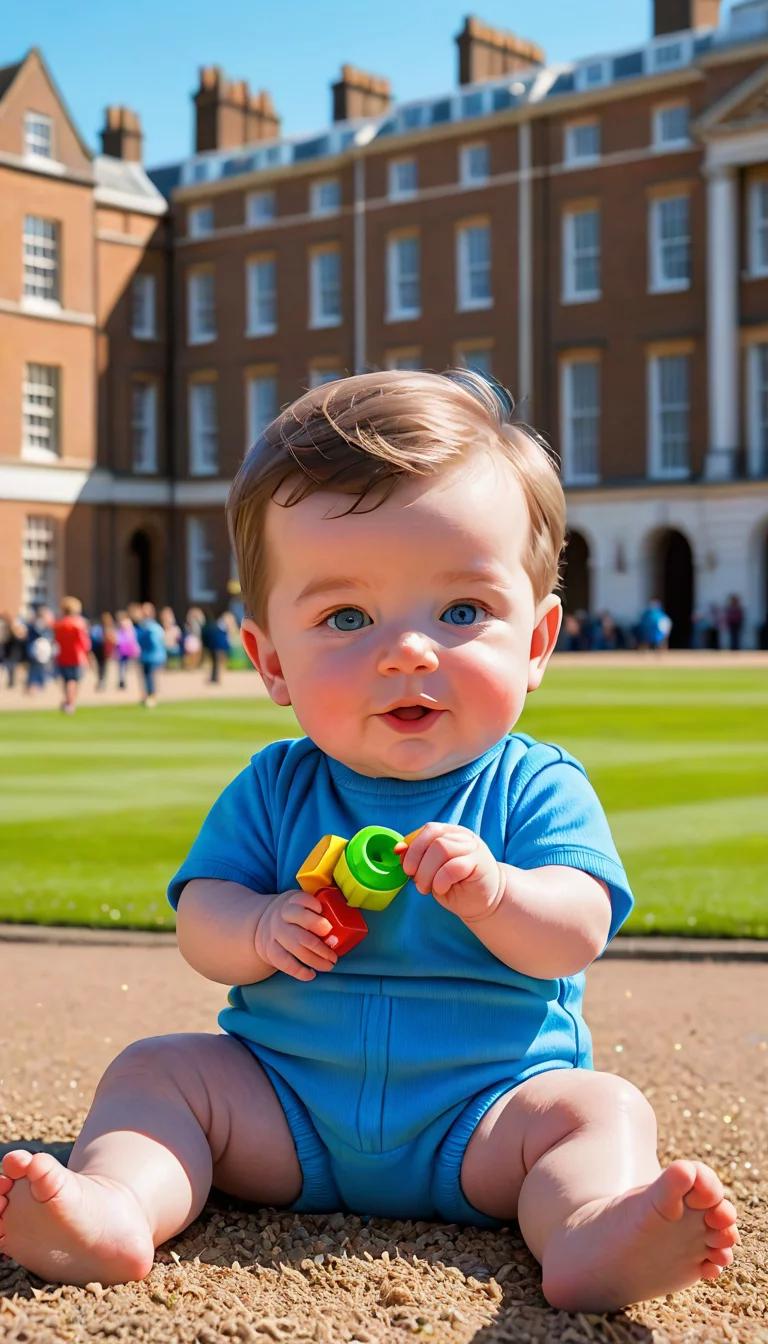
[431, 854, 477, 897]
[283, 928, 338, 972]
[283, 904, 333, 940]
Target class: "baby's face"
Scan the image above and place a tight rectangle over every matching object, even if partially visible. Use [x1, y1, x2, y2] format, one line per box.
[243, 450, 561, 779]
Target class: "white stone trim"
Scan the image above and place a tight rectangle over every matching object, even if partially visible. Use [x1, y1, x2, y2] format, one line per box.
[706, 165, 739, 477]
[0, 298, 95, 327]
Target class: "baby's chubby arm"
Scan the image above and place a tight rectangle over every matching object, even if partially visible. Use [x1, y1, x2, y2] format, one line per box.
[396, 825, 612, 979]
[176, 879, 338, 984]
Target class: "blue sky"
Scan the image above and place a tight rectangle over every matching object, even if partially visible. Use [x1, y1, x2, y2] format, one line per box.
[3, 0, 739, 167]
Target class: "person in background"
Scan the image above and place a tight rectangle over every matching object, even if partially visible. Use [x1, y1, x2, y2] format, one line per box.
[705, 603, 722, 650]
[724, 594, 745, 652]
[133, 602, 167, 708]
[201, 609, 232, 685]
[53, 596, 91, 714]
[25, 605, 54, 694]
[3, 616, 28, 689]
[90, 612, 117, 690]
[183, 607, 205, 669]
[638, 598, 672, 653]
[160, 607, 183, 669]
[115, 610, 140, 689]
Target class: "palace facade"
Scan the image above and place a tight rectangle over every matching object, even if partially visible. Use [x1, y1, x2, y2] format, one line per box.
[2, 0, 768, 643]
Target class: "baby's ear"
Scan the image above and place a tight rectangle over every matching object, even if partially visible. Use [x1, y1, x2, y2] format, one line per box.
[241, 619, 291, 706]
[527, 594, 562, 693]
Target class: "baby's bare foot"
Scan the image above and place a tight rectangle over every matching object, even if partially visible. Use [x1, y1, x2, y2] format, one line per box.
[0, 1150, 155, 1286]
[540, 1160, 739, 1312]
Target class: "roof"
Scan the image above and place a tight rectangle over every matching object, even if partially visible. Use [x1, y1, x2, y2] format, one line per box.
[0, 60, 22, 101]
[93, 155, 167, 215]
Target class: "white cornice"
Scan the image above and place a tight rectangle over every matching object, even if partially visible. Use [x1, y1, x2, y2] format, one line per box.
[0, 298, 95, 326]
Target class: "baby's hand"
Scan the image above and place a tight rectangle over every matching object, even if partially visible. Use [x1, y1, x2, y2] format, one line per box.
[254, 890, 338, 981]
[394, 824, 504, 923]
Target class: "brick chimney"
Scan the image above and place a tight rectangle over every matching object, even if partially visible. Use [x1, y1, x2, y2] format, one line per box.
[456, 16, 545, 87]
[653, 0, 721, 35]
[100, 106, 143, 161]
[332, 65, 391, 122]
[194, 67, 280, 153]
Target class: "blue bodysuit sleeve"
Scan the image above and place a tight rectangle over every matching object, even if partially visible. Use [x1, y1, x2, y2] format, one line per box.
[505, 754, 634, 947]
[167, 753, 278, 909]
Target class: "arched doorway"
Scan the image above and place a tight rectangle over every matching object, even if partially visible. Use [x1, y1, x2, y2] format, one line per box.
[652, 528, 694, 648]
[128, 529, 153, 604]
[560, 530, 591, 614]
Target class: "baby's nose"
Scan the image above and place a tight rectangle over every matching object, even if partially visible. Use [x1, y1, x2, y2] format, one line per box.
[377, 632, 439, 675]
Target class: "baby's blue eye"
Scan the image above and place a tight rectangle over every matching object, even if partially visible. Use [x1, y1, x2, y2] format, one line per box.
[325, 607, 372, 631]
[440, 603, 486, 627]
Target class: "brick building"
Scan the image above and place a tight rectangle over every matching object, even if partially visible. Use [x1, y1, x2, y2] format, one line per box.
[2, 0, 768, 644]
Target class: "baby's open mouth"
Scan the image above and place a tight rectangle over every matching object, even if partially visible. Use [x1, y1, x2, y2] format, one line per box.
[389, 706, 430, 720]
[378, 704, 445, 733]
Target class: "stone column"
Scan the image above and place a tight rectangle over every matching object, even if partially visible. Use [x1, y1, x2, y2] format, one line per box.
[706, 164, 739, 479]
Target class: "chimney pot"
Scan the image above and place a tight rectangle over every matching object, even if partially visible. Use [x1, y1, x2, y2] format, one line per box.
[193, 66, 280, 152]
[653, 0, 721, 35]
[332, 64, 391, 122]
[456, 14, 545, 86]
[100, 105, 143, 161]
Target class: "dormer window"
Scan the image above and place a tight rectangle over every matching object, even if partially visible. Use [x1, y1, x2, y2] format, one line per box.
[576, 60, 610, 91]
[24, 111, 53, 160]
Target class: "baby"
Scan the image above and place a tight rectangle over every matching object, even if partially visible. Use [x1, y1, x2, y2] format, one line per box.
[0, 371, 738, 1311]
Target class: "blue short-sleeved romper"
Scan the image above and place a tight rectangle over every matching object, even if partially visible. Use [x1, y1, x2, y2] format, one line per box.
[168, 733, 633, 1228]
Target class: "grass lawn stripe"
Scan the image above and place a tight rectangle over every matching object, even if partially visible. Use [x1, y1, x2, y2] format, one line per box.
[2, 667, 765, 937]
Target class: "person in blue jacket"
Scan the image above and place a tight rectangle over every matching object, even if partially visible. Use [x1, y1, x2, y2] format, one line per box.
[132, 601, 167, 707]
[0, 371, 738, 1309]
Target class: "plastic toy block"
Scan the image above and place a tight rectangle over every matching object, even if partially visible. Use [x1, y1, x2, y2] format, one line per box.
[297, 834, 348, 894]
[315, 886, 368, 955]
[333, 825, 408, 911]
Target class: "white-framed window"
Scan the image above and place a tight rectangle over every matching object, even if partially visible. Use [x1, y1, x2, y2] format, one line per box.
[747, 343, 768, 477]
[387, 234, 420, 321]
[246, 190, 275, 226]
[456, 222, 492, 310]
[459, 142, 489, 186]
[247, 372, 278, 445]
[309, 247, 341, 328]
[653, 102, 690, 150]
[23, 215, 59, 303]
[648, 37, 689, 74]
[131, 382, 158, 474]
[22, 516, 57, 610]
[24, 111, 53, 159]
[308, 366, 343, 388]
[188, 203, 214, 237]
[748, 180, 768, 277]
[648, 353, 691, 479]
[562, 208, 600, 303]
[649, 195, 691, 292]
[386, 349, 421, 370]
[561, 359, 600, 484]
[388, 158, 418, 200]
[186, 516, 217, 603]
[310, 178, 341, 216]
[564, 120, 601, 166]
[131, 273, 156, 338]
[576, 60, 610, 91]
[188, 380, 219, 475]
[22, 364, 59, 458]
[246, 257, 277, 335]
[456, 345, 493, 377]
[187, 269, 216, 344]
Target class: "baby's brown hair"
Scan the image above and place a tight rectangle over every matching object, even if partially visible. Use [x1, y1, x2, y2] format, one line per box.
[227, 369, 566, 626]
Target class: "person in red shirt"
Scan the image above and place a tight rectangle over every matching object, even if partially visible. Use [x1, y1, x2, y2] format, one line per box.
[53, 596, 91, 714]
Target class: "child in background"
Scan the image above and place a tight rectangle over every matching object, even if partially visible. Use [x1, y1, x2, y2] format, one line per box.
[0, 372, 738, 1309]
[53, 596, 91, 714]
[132, 602, 167, 708]
[115, 610, 139, 690]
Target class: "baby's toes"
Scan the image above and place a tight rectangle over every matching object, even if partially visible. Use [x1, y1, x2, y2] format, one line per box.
[699, 1262, 724, 1281]
[24, 1153, 68, 1202]
[706, 1224, 740, 1250]
[0, 1173, 14, 1195]
[704, 1245, 734, 1269]
[1, 1150, 35, 1180]
[683, 1162, 724, 1211]
[704, 1197, 738, 1231]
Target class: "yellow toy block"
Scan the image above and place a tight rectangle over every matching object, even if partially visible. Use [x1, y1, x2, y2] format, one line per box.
[296, 834, 348, 894]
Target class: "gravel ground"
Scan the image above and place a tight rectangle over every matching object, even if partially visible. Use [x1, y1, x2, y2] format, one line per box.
[1, 943, 766, 1343]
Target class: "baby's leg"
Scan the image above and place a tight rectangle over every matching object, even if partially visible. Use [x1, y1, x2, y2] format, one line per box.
[0, 1033, 301, 1286]
[460, 1069, 739, 1313]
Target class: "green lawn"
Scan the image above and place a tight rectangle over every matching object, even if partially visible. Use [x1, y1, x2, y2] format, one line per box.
[1, 666, 766, 937]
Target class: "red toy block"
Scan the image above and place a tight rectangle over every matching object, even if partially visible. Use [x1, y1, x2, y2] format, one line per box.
[315, 886, 368, 956]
